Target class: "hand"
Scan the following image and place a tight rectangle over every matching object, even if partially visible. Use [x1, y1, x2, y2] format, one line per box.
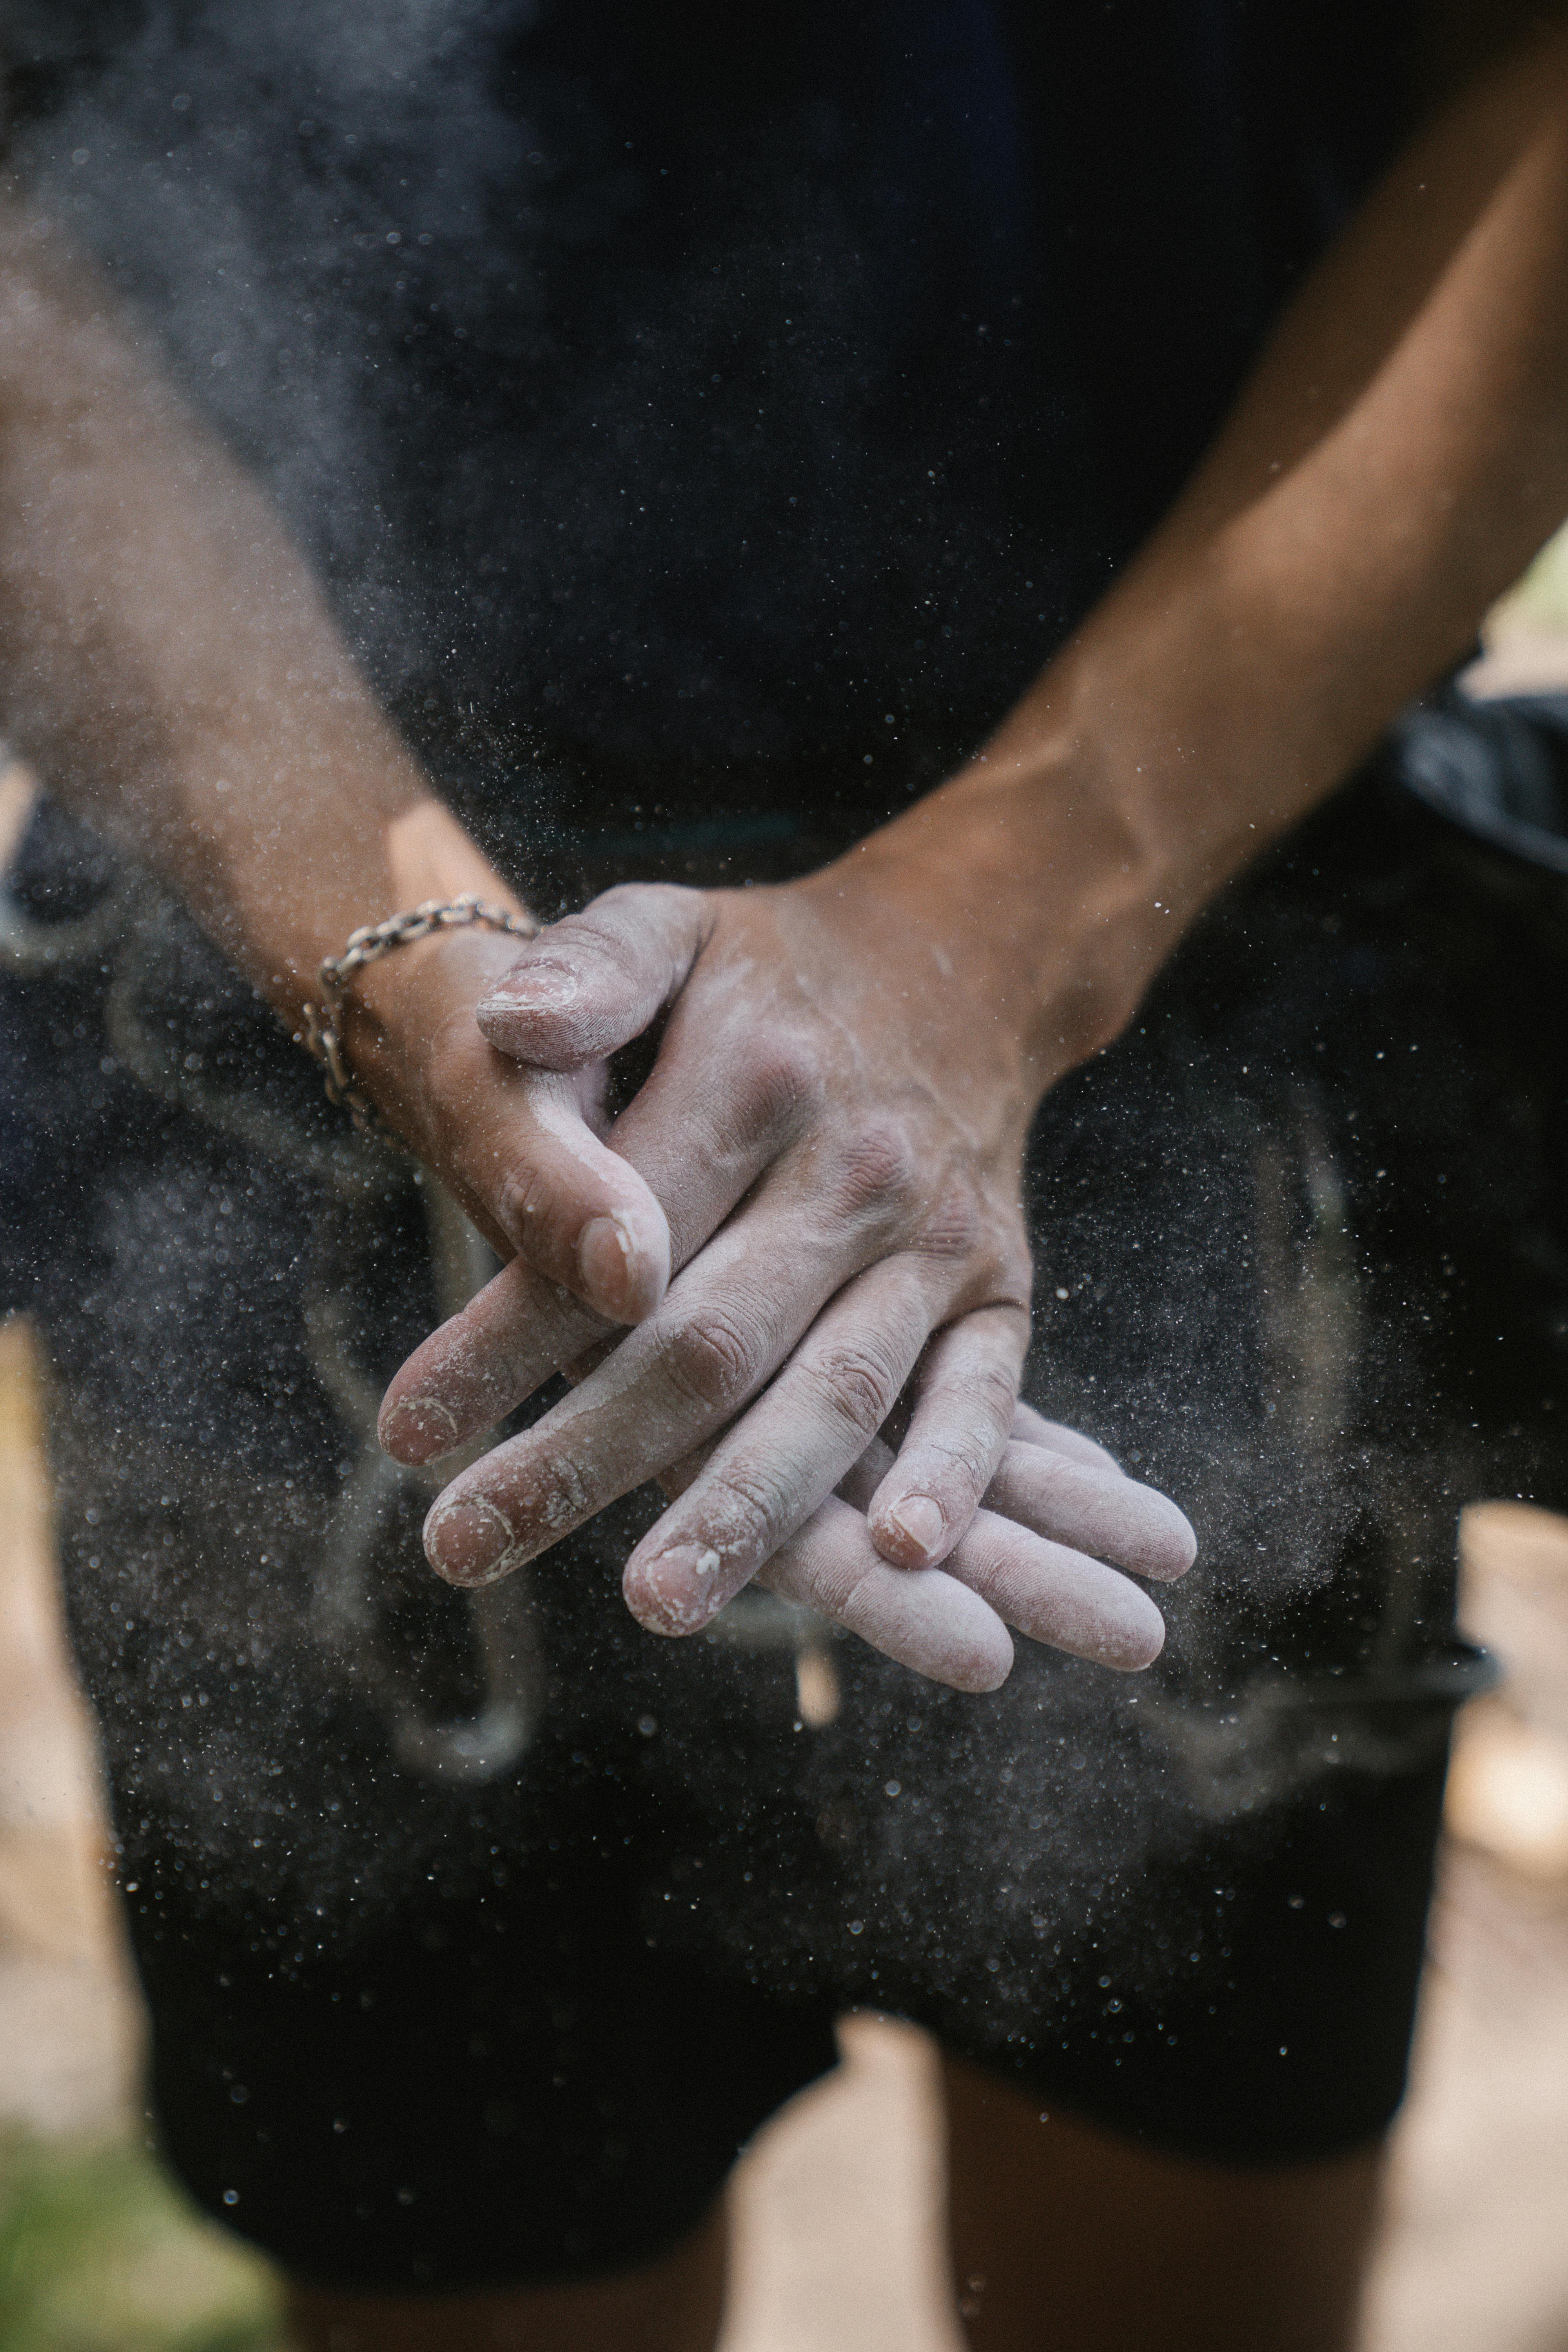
[757, 1405, 1194, 1687]
[340, 917, 675, 1331]
[375, 843, 1191, 1683]
[385, 864, 1038, 1608]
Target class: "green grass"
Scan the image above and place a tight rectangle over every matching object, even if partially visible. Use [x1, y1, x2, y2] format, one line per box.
[0, 2131, 286, 2352]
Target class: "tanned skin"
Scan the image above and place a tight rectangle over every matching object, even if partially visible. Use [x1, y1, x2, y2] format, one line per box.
[4, 17, 1568, 2350]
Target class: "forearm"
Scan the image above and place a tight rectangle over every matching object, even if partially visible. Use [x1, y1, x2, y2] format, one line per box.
[866, 28, 1568, 1066]
[0, 197, 516, 1030]
[0, 197, 682, 1305]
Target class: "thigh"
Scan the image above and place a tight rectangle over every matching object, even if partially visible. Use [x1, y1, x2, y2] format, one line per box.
[943, 2055, 1383, 2352]
[285, 2198, 728, 2352]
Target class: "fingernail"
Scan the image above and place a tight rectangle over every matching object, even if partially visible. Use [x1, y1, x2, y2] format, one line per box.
[424, 1495, 518, 1586]
[479, 963, 579, 1013]
[379, 1395, 460, 1463]
[578, 1212, 637, 1314]
[625, 1543, 726, 1635]
[886, 1495, 945, 1561]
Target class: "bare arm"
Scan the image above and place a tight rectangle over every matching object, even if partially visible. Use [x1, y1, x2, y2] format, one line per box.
[464, 16, 1568, 1163]
[0, 199, 464, 1007]
[0, 192, 682, 1298]
[882, 22, 1568, 1056]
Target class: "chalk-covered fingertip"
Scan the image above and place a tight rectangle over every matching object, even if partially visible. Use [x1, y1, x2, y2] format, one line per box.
[423, 1493, 519, 1587]
[577, 1209, 669, 1326]
[378, 1392, 461, 1465]
[1140, 1497, 1198, 1582]
[949, 1631, 1015, 1693]
[869, 1492, 947, 1569]
[623, 1543, 727, 1637]
[1102, 1595, 1167, 1671]
[475, 964, 607, 1070]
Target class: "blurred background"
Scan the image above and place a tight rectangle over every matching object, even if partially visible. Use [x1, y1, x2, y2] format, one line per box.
[5, 537, 1568, 2348]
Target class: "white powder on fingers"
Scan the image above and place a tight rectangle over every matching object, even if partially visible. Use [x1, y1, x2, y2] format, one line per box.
[986, 1446, 1196, 1581]
[944, 1509, 1166, 1670]
[760, 1499, 1012, 1692]
[1009, 1403, 1124, 1472]
[379, 1254, 601, 1457]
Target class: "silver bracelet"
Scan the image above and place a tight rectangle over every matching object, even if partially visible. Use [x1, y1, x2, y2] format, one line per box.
[299, 893, 538, 1135]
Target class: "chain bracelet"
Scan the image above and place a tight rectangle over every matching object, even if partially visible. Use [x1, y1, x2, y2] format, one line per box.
[299, 893, 539, 1136]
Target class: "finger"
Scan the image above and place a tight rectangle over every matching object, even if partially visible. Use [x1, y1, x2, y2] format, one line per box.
[836, 1431, 896, 1512]
[420, 1201, 873, 1586]
[367, 935, 673, 1324]
[633, 1426, 1010, 1690]
[940, 1508, 1166, 1671]
[461, 1063, 672, 1325]
[982, 1447, 1196, 1582]
[475, 883, 708, 1069]
[621, 1260, 934, 1634]
[1010, 1402, 1124, 1473]
[386, 1030, 821, 1457]
[592, 1014, 822, 1270]
[769, 1444, 1162, 1673]
[379, 1251, 609, 1464]
[757, 1497, 1013, 1693]
[866, 1308, 1029, 1569]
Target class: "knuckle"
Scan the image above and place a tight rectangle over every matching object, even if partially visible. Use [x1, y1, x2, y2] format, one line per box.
[912, 1181, 983, 1262]
[655, 1305, 759, 1412]
[581, 883, 652, 923]
[536, 914, 635, 985]
[948, 1354, 1022, 1438]
[494, 1159, 563, 1245]
[528, 1448, 594, 1534]
[805, 1338, 901, 1435]
[694, 1463, 793, 1556]
[615, 881, 700, 926]
[722, 1038, 822, 1154]
[494, 1166, 618, 1279]
[828, 1121, 918, 1224]
[582, 882, 699, 963]
[915, 1426, 1000, 1497]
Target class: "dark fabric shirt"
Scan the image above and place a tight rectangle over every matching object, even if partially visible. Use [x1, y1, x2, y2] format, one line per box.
[1, 1, 1413, 844]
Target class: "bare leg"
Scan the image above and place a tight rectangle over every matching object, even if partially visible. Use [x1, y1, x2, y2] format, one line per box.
[285, 2196, 727, 2352]
[943, 2052, 1384, 2352]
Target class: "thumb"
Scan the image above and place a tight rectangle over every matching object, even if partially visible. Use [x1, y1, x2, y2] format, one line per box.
[477, 882, 708, 1070]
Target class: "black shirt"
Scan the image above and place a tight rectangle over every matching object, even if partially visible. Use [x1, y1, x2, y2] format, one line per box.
[0, 1, 1413, 849]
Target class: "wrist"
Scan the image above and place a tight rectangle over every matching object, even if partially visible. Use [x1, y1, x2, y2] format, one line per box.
[330, 922, 527, 1142]
[860, 536, 1362, 1078]
[209, 790, 528, 1039]
[282, 802, 532, 1132]
[303, 798, 525, 1005]
[839, 754, 1173, 1085]
[954, 568, 1276, 915]
[315, 898, 534, 1120]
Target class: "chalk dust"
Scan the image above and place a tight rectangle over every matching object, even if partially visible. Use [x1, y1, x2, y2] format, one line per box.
[5, 1323, 1568, 2346]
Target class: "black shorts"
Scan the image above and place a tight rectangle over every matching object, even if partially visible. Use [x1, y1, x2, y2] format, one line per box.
[22, 760, 1563, 2292]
